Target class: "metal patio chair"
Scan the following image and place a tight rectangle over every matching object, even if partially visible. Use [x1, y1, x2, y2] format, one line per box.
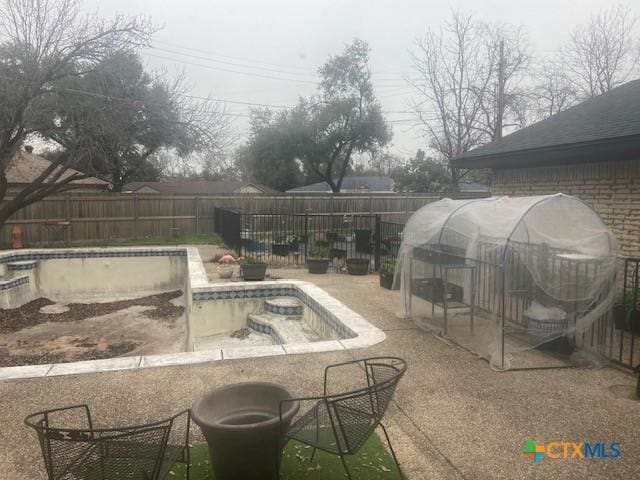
[279, 356, 407, 479]
[25, 405, 190, 480]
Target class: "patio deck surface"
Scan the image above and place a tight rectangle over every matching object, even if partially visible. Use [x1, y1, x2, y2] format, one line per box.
[0, 245, 638, 479]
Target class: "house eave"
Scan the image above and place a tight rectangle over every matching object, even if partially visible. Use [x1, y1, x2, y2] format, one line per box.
[450, 135, 640, 169]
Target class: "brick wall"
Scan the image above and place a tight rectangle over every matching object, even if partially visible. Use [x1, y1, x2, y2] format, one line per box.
[491, 159, 640, 257]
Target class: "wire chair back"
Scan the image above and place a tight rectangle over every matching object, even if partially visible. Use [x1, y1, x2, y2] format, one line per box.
[326, 357, 406, 454]
[25, 405, 189, 480]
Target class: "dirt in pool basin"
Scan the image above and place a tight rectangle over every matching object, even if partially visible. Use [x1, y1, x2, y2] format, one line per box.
[0, 291, 186, 367]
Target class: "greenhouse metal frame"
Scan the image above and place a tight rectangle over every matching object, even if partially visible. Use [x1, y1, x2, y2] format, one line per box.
[397, 194, 619, 370]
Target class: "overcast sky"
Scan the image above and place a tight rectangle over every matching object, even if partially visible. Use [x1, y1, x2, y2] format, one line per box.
[86, 0, 637, 160]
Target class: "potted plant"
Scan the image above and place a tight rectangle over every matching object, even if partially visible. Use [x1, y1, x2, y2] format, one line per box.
[614, 294, 640, 333]
[239, 256, 267, 281]
[346, 257, 369, 275]
[379, 260, 397, 290]
[307, 243, 331, 274]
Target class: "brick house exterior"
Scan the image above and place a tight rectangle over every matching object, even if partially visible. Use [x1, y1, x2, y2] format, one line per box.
[450, 80, 640, 257]
[491, 160, 640, 256]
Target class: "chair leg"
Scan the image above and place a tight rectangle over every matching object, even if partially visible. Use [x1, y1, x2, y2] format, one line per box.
[338, 452, 353, 480]
[379, 422, 403, 479]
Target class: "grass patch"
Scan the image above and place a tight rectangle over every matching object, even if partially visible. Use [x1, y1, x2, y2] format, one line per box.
[169, 434, 401, 479]
[19, 233, 223, 249]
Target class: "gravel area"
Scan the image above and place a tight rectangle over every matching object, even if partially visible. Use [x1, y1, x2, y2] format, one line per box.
[0, 245, 638, 479]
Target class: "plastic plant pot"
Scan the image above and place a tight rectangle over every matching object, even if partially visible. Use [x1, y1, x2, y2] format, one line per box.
[191, 382, 300, 480]
[307, 258, 330, 274]
[379, 272, 395, 289]
[241, 263, 267, 281]
[346, 258, 369, 275]
[271, 243, 291, 257]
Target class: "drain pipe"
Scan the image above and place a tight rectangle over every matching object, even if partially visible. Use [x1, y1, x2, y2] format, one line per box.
[636, 363, 640, 400]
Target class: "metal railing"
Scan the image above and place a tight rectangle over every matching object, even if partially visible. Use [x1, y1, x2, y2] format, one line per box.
[610, 257, 640, 369]
[214, 207, 241, 252]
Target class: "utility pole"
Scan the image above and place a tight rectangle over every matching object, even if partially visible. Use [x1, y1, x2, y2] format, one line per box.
[495, 39, 505, 140]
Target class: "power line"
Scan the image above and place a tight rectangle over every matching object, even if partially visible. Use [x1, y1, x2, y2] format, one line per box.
[144, 52, 320, 84]
[153, 38, 316, 73]
[152, 39, 416, 80]
[144, 50, 410, 87]
[54, 87, 427, 124]
[148, 46, 319, 78]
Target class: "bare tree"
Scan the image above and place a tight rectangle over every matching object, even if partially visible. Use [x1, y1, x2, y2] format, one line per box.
[563, 3, 640, 98]
[409, 11, 491, 164]
[532, 59, 579, 120]
[0, 0, 154, 225]
[409, 10, 530, 176]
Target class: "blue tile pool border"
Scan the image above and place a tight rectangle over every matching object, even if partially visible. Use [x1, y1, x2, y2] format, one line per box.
[0, 247, 385, 381]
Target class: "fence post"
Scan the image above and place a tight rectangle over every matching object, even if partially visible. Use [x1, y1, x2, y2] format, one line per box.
[404, 194, 409, 222]
[194, 196, 200, 234]
[369, 195, 373, 215]
[64, 194, 71, 244]
[170, 194, 176, 237]
[304, 213, 309, 262]
[133, 194, 139, 239]
[374, 214, 381, 271]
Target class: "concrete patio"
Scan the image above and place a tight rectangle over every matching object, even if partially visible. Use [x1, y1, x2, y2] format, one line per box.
[0, 248, 638, 479]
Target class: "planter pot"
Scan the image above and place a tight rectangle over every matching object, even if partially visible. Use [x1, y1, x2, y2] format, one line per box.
[307, 258, 330, 274]
[346, 258, 369, 275]
[191, 382, 299, 480]
[614, 305, 628, 330]
[217, 265, 235, 279]
[379, 272, 398, 290]
[614, 305, 640, 332]
[271, 242, 290, 257]
[240, 263, 267, 281]
[354, 229, 372, 254]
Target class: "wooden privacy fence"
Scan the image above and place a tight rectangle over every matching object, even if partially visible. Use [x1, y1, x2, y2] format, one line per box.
[0, 191, 488, 247]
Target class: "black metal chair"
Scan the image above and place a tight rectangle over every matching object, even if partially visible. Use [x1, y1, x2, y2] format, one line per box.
[279, 356, 407, 479]
[25, 405, 190, 480]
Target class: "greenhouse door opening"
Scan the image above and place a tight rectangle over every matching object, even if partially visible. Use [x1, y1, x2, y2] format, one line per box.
[396, 194, 619, 370]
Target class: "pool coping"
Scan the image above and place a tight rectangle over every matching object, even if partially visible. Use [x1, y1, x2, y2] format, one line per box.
[0, 247, 385, 381]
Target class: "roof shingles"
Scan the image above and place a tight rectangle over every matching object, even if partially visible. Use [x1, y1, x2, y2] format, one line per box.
[451, 79, 640, 169]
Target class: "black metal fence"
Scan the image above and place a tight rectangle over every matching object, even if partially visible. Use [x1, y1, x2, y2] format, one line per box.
[214, 208, 405, 270]
[379, 221, 404, 272]
[610, 257, 640, 369]
[213, 207, 241, 252]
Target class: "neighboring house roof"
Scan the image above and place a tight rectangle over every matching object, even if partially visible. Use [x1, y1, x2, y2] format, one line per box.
[458, 180, 490, 193]
[287, 176, 393, 193]
[122, 180, 277, 195]
[6, 150, 108, 188]
[451, 79, 640, 169]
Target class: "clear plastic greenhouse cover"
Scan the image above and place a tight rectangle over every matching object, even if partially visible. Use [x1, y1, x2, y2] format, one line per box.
[395, 194, 619, 370]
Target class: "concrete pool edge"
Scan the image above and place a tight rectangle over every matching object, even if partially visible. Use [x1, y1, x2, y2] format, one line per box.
[0, 247, 385, 381]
